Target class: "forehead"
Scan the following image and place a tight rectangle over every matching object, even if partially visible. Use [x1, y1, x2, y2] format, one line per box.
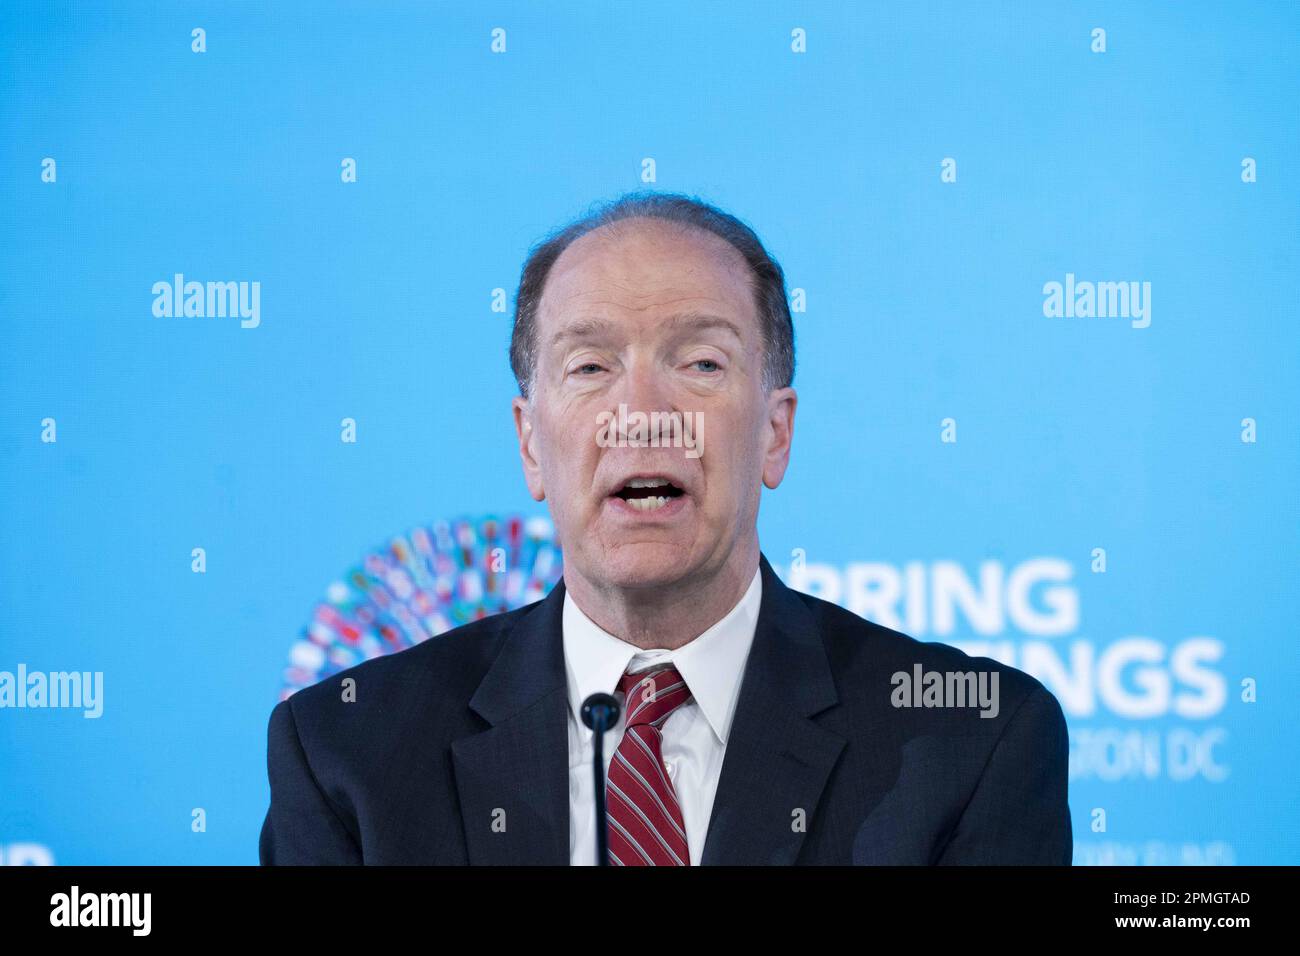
[538, 218, 758, 344]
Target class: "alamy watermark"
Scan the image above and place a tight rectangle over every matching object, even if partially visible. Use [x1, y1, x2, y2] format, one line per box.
[152, 273, 260, 328]
[50, 886, 150, 936]
[1042, 272, 1151, 328]
[891, 663, 1000, 718]
[595, 403, 703, 459]
[0, 664, 103, 718]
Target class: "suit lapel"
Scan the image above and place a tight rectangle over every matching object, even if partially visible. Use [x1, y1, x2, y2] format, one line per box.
[451, 578, 570, 865]
[701, 553, 845, 865]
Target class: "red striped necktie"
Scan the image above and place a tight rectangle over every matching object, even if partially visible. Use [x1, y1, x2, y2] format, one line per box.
[606, 664, 694, 866]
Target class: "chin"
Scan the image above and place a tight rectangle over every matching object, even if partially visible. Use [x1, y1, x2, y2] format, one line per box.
[594, 541, 701, 590]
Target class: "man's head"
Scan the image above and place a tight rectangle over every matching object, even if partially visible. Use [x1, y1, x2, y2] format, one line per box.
[510, 192, 796, 599]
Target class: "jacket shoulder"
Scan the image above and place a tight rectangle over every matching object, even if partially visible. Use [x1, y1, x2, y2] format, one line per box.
[788, 587, 1058, 722]
[279, 597, 543, 730]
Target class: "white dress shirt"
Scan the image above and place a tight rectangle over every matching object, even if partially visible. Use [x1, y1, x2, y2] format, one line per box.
[563, 565, 763, 865]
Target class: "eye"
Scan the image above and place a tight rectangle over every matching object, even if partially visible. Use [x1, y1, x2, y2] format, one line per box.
[691, 358, 722, 373]
[572, 362, 605, 375]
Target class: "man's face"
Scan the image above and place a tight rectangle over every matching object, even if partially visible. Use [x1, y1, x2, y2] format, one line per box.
[512, 217, 796, 593]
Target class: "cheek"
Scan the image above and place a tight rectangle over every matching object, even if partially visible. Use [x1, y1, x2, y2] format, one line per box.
[545, 418, 601, 498]
[697, 437, 743, 506]
[714, 420, 766, 503]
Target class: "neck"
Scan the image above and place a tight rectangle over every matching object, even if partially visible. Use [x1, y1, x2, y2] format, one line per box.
[564, 538, 761, 650]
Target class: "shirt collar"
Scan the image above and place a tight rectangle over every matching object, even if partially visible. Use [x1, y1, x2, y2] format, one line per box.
[563, 564, 763, 746]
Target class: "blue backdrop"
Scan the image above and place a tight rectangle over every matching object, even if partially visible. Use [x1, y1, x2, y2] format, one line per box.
[2, 0, 1296, 865]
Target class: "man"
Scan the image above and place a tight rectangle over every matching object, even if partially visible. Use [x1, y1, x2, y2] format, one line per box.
[259, 191, 1072, 865]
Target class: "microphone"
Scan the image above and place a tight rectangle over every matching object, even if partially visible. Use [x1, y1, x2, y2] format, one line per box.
[580, 692, 621, 866]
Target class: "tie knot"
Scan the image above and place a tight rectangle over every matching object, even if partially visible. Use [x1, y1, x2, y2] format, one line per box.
[616, 664, 692, 729]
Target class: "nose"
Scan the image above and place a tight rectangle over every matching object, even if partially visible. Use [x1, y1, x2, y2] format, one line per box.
[610, 356, 677, 444]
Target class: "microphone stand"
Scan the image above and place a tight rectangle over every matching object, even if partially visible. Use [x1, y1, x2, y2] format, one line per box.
[580, 692, 621, 866]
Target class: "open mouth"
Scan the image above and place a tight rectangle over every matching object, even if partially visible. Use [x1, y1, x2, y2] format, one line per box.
[612, 477, 686, 512]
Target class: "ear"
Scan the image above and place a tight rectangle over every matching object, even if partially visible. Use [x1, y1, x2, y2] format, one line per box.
[761, 386, 797, 490]
[512, 396, 546, 501]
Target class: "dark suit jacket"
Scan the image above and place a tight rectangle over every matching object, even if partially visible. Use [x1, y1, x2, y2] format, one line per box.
[260, 552, 1072, 864]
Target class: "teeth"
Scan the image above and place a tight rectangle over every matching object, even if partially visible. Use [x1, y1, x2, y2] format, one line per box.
[627, 495, 669, 511]
[626, 477, 671, 488]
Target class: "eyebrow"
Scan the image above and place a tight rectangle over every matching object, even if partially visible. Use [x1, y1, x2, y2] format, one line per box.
[548, 312, 745, 349]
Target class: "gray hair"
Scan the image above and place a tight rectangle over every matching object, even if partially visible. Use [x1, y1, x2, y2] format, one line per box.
[509, 190, 795, 400]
